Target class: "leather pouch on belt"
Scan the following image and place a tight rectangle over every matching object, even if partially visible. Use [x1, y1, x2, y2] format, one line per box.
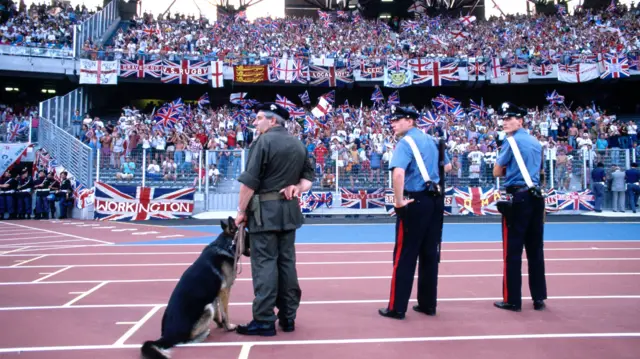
[249, 195, 262, 227]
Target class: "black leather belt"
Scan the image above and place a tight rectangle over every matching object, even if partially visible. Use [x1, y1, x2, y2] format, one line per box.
[506, 186, 530, 195]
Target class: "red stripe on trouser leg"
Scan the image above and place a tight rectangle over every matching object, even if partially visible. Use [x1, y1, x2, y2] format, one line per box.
[389, 219, 405, 310]
[502, 216, 508, 303]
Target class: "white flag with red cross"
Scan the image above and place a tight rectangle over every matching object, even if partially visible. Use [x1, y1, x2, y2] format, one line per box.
[312, 97, 331, 118]
[79, 59, 118, 85]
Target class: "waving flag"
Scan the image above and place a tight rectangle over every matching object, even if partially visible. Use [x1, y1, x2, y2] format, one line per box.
[371, 86, 384, 103]
[298, 90, 311, 105]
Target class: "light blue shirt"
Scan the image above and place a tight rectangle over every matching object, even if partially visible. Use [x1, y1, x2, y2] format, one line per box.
[390, 127, 440, 192]
[496, 128, 542, 187]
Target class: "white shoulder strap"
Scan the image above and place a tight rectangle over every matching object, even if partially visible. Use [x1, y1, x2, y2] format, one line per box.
[505, 136, 534, 188]
[402, 135, 431, 183]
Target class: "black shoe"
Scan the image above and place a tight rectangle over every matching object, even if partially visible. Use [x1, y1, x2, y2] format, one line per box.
[378, 308, 405, 319]
[235, 320, 276, 336]
[533, 300, 546, 311]
[412, 305, 436, 316]
[278, 318, 295, 332]
[493, 301, 521, 312]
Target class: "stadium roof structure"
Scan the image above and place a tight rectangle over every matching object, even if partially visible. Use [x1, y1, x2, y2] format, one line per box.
[284, 0, 485, 20]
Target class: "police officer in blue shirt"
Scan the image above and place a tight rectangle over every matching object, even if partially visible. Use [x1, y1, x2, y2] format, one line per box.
[493, 102, 547, 312]
[591, 162, 606, 212]
[626, 163, 640, 213]
[379, 106, 444, 320]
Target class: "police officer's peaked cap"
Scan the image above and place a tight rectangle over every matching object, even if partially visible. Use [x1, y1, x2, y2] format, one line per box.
[254, 102, 290, 121]
[499, 102, 527, 119]
[389, 105, 420, 121]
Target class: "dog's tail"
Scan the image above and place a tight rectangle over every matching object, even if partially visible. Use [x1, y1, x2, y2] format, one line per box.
[141, 340, 171, 359]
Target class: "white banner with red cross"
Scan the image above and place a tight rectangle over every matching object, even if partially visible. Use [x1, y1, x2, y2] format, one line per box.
[79, 59, 118, 85]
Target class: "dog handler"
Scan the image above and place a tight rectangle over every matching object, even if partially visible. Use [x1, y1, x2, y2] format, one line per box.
[234, 103, 314, 336]
[379, 106, 444, 319]
[492, 102, 547, 312]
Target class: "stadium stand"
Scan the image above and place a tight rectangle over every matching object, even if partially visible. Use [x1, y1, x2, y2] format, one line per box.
[2, 0, 640, 217]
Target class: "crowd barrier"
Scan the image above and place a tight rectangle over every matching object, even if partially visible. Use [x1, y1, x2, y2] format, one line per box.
[0, 44, 73, 59]
[74, 0, 120, 57]
[37, 117, 94, 187]
[39, 87, 89, 131]
[88, 146, 639, 217]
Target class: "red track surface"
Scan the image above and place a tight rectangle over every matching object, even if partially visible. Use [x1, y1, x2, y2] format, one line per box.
[0, 221, 639, 358]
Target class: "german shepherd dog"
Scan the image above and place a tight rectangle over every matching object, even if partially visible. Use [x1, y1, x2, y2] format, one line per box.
[141, 217, 250, 359]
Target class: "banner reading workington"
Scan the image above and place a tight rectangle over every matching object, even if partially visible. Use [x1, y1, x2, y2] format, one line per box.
[93, 181, 195, 221]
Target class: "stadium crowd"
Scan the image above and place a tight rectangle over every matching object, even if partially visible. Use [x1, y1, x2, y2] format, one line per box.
[0, 1, 94, 50]
[93, 3, 640, 63]
[68, 95, 639, 193]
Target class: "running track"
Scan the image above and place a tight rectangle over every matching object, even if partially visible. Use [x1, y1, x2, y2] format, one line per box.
[0, 219, 639, 358]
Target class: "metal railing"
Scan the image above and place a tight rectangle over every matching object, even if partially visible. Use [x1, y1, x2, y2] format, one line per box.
[75, 0, 120, 56]
[39, 88, 89, 131]
[38, 117, 95, 187]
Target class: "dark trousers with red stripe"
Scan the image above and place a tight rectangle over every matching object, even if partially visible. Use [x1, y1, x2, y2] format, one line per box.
[501, 191, 548, 307]
[387, 193, 442, 313]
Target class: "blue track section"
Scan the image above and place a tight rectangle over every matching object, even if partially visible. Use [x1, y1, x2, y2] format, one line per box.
[119, 223, 640, 245]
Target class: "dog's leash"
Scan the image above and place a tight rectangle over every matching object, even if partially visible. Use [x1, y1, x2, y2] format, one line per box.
[233, 224, 245, 275]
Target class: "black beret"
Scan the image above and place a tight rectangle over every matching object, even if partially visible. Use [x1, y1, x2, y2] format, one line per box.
[499, 102, 527, 119]
[389, 105, 420, 121]
[254, 102, 290, 121]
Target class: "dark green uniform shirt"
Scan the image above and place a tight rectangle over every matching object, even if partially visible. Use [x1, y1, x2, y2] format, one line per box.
[238, 126, 314, 233]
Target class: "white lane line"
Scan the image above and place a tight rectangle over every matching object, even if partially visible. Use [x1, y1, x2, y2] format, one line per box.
[113, 305, 164, 346]
[32, 266, 73, 283]
[0, 295, 639, 312]
[10, 255, 47, 267]
[2, 257, 640, 269]
[3, 247, 640, 257]
[0, 332, 638, 354]
[238, 344, 253, 359]
[0, 222, 113, 245]
[0, 272, 639, 286]
[62, 282, 109, 307]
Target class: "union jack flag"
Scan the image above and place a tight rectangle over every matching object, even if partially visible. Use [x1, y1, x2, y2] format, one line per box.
[600, 55, 630, 79]
[119, 59, 162, 78]
[320, 90, 335, 103]
[546, 90, 565, 104]
[198, 93, 210, 108]
[417, 110, 439, 132]
[299, 190, 333, 213]
[340, 188, 385, 209]
[387, 91, 400, 105]
[371, 86, 384, 103]
[276, 95, 296, 110]
[467, 60, 487, 80]
[469, 98, 486, 117]
[93, 181, 196, 221]
[432, 94, 460, 112]
[288, 107, 306, 118]
[454, 187, 501, 216]
[557, 190, 595, 211]
[161, 60, 210, 85]
[531, 61, 555, 77]
[8, 121, 28, 141]
[318, 10, 330, 21]
[154, 98, 184, 128]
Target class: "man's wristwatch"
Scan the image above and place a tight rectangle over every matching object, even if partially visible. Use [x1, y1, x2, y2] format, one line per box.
[237, 207, 246, 213]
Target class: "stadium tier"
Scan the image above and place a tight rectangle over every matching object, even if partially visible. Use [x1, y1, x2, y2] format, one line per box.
[1, 0, 640, 220]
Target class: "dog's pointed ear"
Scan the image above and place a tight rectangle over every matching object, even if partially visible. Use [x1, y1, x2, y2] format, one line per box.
[220, 220, 228, 233]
